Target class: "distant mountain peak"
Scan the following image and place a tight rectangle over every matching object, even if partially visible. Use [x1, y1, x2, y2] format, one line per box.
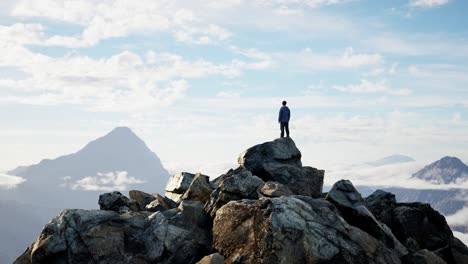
[108, 126, 134, 136]
[7, 127, 169, 195]
[412, 156, 468, 184]
[366, 154, 415, 167]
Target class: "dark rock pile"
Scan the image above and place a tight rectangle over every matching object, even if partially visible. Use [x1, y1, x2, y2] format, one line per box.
[14, 138, 468, 264]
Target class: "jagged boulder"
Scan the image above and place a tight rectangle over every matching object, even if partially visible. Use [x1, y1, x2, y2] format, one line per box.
[365, 190, 468, 263]
[325, 180, 407, 256]
[181, 173, 214, 202]
[259, 181, 293, 197]
[145, 193, 177, 212]
[165, 172, 197, 202]
[213, 196, 402, 264]
[98, 191, 138, 212]
[238, 138, 324, 198]
[15, 201, 213, 264]
[365, 189, 397, 223]
[238, 137, 302, 178]
[196, 253, 225, 264]
[205, 167, 264, 218]
[263, 163, 324, 198]
[129, 190, 156, 210]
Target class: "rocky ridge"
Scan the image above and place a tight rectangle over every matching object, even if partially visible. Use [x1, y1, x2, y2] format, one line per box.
[15, 138, 468, 264]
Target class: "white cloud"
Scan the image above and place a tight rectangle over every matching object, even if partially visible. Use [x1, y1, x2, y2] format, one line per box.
[0, 41, 271, 112]
[447, 207, 468, 226]
[0, 173, 26, 189]
[259, 0, 348, 8]
[276, 47, 383, 71]
[9, 0, 233, 47]
[338, 47, 383, 67]
[453, 231, 468, 246]
[333, 79, 412, 95]
[369, 34, 468, 58]
[72, 171, 144, 191]
[409, 0, 449, 8]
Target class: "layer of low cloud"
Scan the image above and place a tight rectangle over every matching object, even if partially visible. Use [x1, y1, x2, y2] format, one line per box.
[70, 171, 144, 191]
[453, 231, 468, 246]
[447, 206, 468, 226]
[0, 173, 26, 189]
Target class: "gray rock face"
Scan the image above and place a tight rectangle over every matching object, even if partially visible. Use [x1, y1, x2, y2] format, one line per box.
[15, 202, 212, 264]
[260, 181, 293, 197]
[401, 249, 447, 264]
[365, 190, 468, 263]
[263, 163, 324, 198]
[181, 173, 214, 202]
[326, 180, 407, 256]
[145, 193, 176, 212]
[129, 190, 156, 210]
[213, 196, 402, 264]
[238, 137, 302, 178]
[205, 167, 264, 218]
[165, 172, 196, 202]
[238, 137, 324, 198]
[98, 191, 138, 213]
[196, 253, 225, 264]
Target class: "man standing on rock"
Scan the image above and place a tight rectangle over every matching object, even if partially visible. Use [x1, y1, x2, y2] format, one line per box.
[278, 100, 290, 138]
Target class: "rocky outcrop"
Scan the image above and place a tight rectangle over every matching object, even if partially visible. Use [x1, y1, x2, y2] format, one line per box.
[98, 191, 138, 213]
[205, 167, 264, 218]
[238, 138, 302, 177]
[165, 172, 197, 202]
[15, 201, 213, 264]
[263, 163, 324, 197]
[14, 138, 468, 264]
[239, 137, 324, 198]
[365, 189, 468, 263]
[196, 253, 225, 264]
[129, 190, 156, 210]
[213, 196, 401, 263]
[181, 173, 213, 202]
[259, 181, 293, 197]
[326, 180, 407, 256]
[145, 193, 176, 212]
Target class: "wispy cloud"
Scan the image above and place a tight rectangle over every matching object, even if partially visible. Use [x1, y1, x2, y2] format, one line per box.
[71, 171, 144, 191]
[275, 47, 383, 71]
[447, 206, 468, 226]
[333, 79, 412, 95]
[409, 0, 450, 8]
[0, 44, 270, 111]
[0, 173, 26, 189]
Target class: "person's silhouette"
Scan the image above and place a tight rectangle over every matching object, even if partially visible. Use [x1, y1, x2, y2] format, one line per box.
[278, 101, 290, 138]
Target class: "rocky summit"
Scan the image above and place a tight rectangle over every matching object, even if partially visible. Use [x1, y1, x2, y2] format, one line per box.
[14, 138, 468, 264]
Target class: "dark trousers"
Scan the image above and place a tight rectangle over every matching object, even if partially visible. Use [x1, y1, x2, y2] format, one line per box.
[280, 122, 289, 138]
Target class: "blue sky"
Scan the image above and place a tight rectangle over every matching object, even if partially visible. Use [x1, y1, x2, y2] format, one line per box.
[0, 0, 467, 180]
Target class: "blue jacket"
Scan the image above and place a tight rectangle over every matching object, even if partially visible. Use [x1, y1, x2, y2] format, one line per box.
[278, 106, 290, 123]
